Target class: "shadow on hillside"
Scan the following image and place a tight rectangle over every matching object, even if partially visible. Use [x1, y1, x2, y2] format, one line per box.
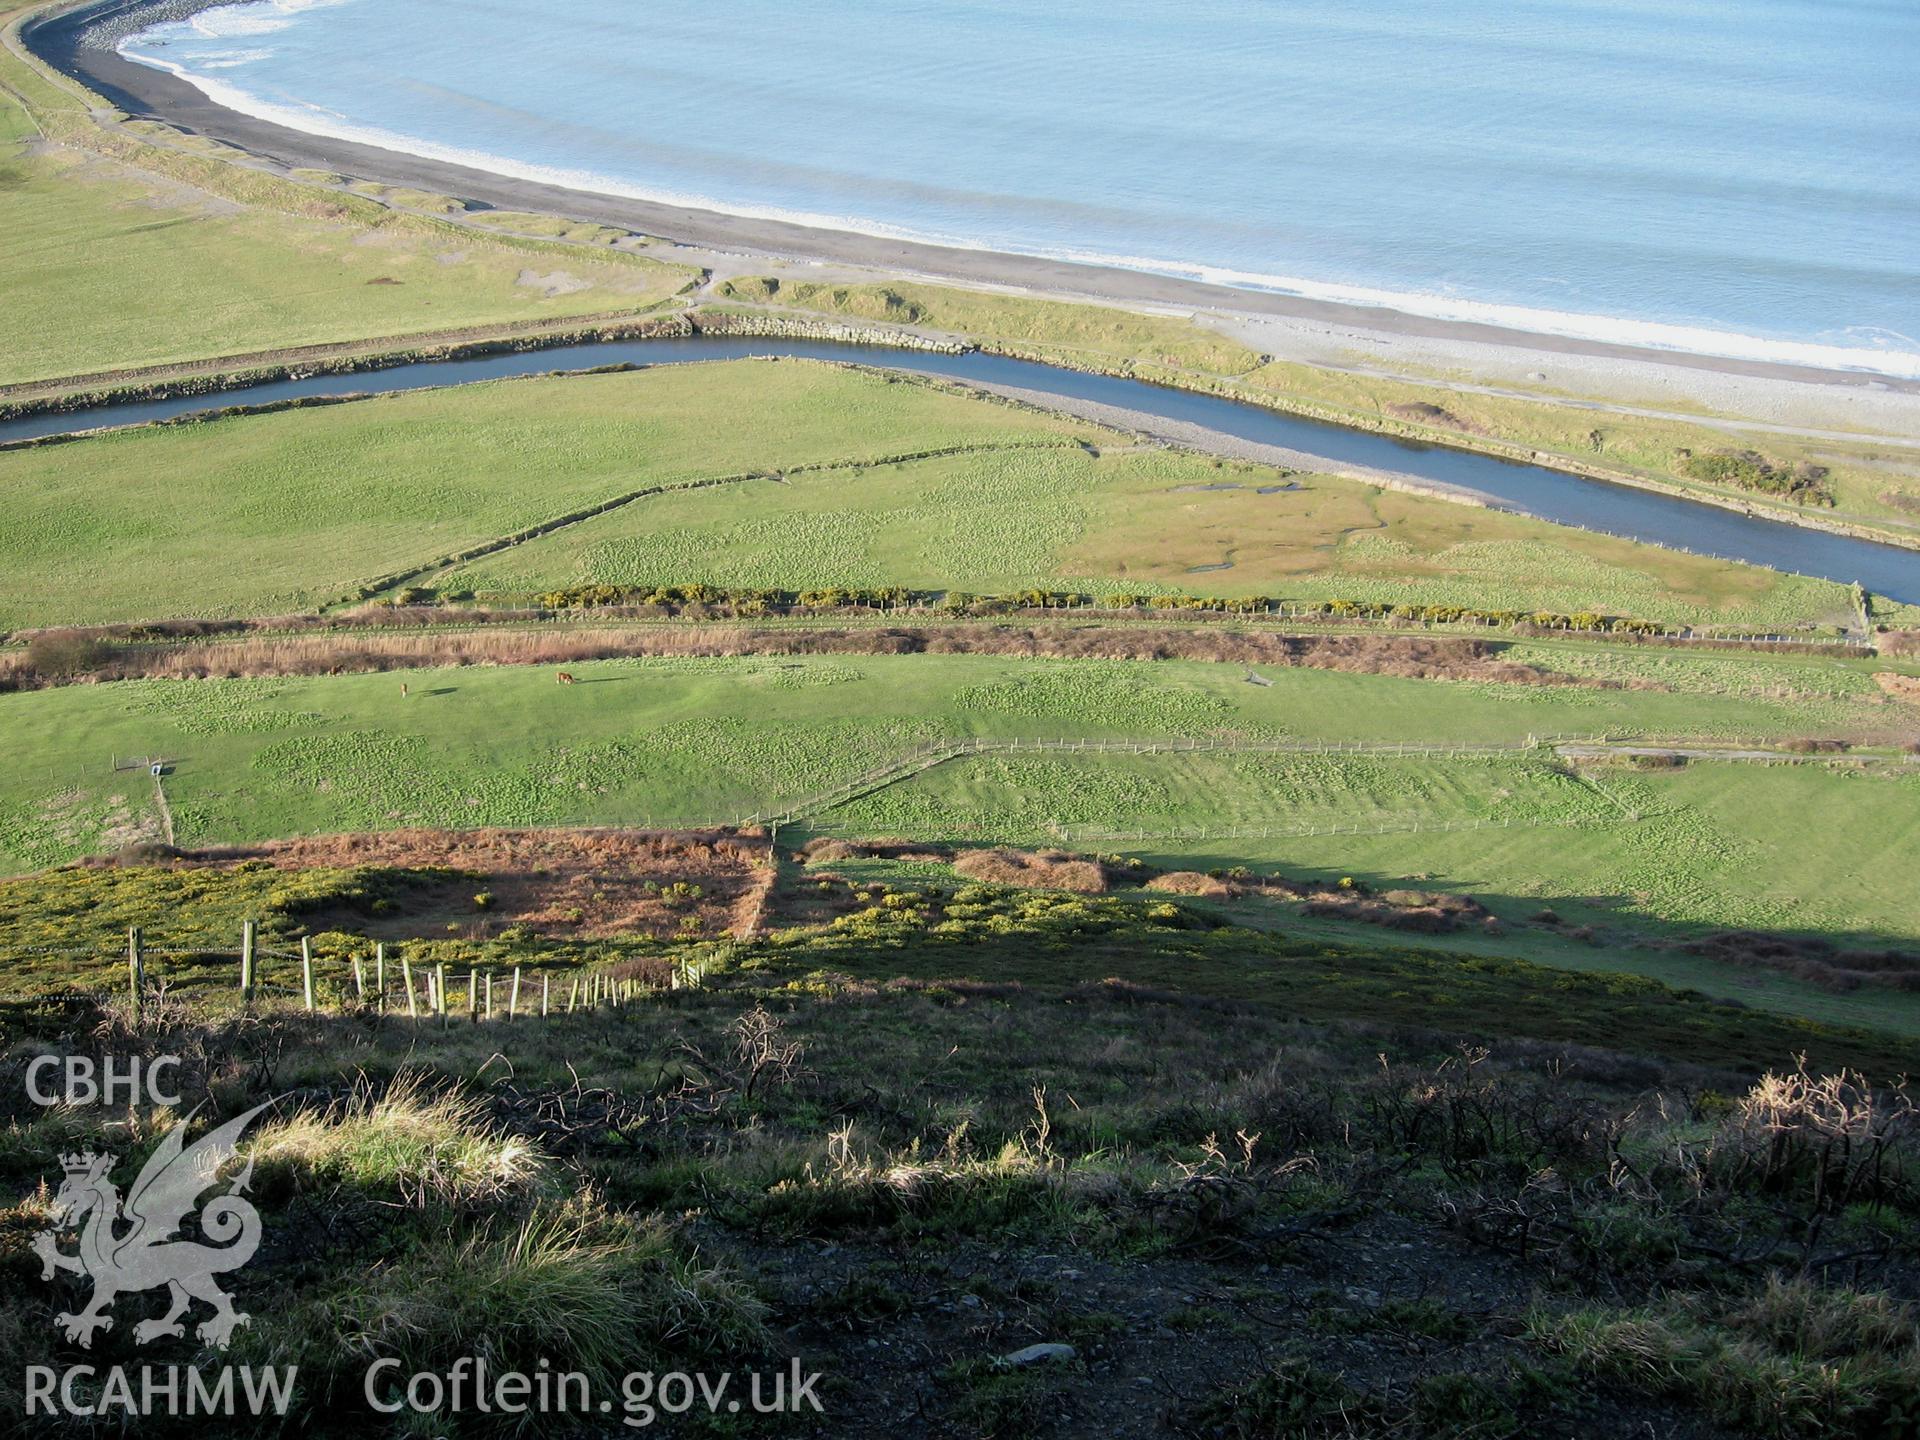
[1153, 854, 1920, 1009]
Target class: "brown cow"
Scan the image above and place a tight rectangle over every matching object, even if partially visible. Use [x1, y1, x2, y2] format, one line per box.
[557, 672, 576, 686]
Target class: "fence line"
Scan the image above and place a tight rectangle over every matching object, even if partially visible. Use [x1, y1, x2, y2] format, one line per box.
[739, 731, 1615, 828]
[0, 924, 714, 1024]
[1052, 813, 1644, 846]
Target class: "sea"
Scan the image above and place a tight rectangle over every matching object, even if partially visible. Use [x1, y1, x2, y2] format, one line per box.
[116, 0, 1920, 376]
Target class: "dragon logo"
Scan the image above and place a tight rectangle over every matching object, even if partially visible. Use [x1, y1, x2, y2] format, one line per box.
[32, 1102, 271, 1350]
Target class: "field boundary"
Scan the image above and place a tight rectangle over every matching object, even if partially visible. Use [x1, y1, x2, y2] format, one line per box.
[745, 731, 1912, 830]
[345, 436, 1088, 607]
[740, 733, 1599, 828]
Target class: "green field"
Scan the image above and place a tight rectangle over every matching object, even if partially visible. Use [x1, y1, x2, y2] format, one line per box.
[831, 750, 1920, 940]
[0, 362, 1100, 625]
[0, 16, 691, 387]
[719, 276, 1920, 541]
[0, 359, 1861, 629]
[3, 653, 1915, 981]
[442, 418, 1851, 626]
[8, 7, 1920, 1429]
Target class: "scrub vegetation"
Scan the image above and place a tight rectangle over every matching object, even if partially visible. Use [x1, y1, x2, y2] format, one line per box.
[2, 894, 1917, 1435]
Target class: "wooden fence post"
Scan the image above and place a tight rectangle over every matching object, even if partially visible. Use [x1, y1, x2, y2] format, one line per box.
[402, 955, 418, 1020]
[240, 920, 255, 1004]
[127, 926, 143, 1025]
[301, 938, 315, 1013]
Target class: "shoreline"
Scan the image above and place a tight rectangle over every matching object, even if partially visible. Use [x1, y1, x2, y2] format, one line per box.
[22, 0, 1920, 402]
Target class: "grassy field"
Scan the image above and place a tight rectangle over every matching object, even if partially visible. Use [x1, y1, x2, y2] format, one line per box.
[444, 427, 1851, 626]
[2, 652, 1915, 1015]
[0, 362, 1101, 626]
[0, 359, 1862, 629]
[7, 11, 1919, 1432]
[830, 751, 1920, 944]
[0, 16, 692, 387]
[719, 276, 1920, 541]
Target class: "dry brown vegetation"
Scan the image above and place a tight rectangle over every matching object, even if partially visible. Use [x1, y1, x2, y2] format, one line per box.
[136, 827, 774, 941]
[1144, 870, 1241, 899]
[1877, 672, 1920, 706]
[952, 847, 1110, 893]
[1300, 886, 1495, 936]
[0, 622, 1610, 691]
[797, 836, 953, 865]
[1387, 400, 1486, 436]
[1681, 930, 1920, 993]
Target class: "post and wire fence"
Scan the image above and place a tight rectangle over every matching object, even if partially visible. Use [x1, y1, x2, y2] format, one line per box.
[12, 923, 718, 1029]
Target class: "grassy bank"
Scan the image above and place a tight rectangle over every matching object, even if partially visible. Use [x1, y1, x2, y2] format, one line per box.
[715, 278, 1920, 546]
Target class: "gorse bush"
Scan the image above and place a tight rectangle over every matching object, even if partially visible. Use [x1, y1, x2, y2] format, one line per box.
[22, 629, 111, 678]
[1676, 448, 1836, 506]
[1704, 1064, 1916, 1216]
[516, 579, 1676, 634]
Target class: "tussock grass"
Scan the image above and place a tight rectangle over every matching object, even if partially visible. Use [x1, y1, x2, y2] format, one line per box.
[265, 1198, 767, 1403]
[0, 1100, 177, 1186]
[1529, 1278, 1920, 1438]
[249, 1072, 545, 1208]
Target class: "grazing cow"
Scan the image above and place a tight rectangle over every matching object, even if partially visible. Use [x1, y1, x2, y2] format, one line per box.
[557, 672, 576, 686]
[327, 666, 343, 676]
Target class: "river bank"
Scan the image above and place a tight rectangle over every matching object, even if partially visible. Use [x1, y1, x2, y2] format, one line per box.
[5, 335, 1918, 604]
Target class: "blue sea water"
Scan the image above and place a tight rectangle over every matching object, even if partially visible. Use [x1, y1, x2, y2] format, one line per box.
[119, 0, 1920, 375]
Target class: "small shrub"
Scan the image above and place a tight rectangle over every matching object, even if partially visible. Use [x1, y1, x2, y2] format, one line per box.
[23, 630, 110, 678]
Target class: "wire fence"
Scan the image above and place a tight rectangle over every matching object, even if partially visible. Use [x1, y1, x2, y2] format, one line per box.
[0, 926, 715, 1023]
[740, 731, 1615, 827]
[1053, 812, 1644, 846]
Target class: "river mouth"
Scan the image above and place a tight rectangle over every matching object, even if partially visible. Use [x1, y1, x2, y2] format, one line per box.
[6, 335, 1919, 604]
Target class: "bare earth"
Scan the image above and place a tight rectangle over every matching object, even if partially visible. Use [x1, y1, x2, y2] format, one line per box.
[184, 827, 776, 941]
